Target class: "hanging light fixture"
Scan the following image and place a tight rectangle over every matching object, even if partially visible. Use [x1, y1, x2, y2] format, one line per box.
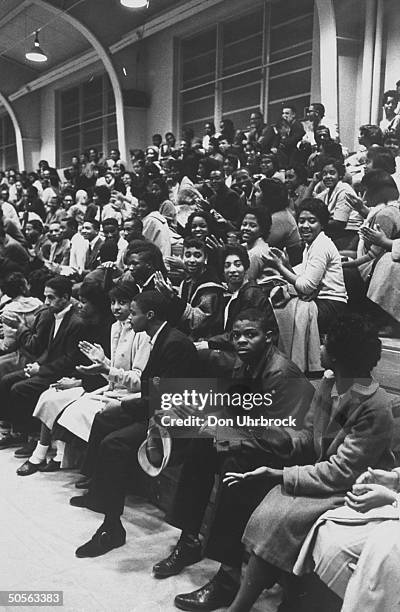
[120, 0, 149, 8]
[25, 30, 48, 63]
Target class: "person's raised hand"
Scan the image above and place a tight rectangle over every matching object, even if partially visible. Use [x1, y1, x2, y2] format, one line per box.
[78, 341, 105, 364]
[154, 271, 175, 299]
[261, 250, 281, 269]
[205, 235, 225, 252]
[345, 193, 364, 213]
[359, 224, 386, 247]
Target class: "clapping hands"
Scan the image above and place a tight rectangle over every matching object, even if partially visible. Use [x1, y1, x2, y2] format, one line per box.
[345, 483, 397, 513]
[355, 467, 399, 489]
[154, 271, 175, 299]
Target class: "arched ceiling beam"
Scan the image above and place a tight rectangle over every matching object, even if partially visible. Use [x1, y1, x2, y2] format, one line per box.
[32, 0, 127, 159]
[0, 93, 24, 170]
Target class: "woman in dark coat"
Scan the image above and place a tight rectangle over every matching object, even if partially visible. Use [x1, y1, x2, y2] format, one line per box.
[223, 313, 396, 612]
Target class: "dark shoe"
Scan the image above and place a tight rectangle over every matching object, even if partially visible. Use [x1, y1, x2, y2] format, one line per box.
[17, 460, 46, 476]
[75, 525, 126, 558]
[75, 477, 91, 489]
[69, 494, 103, 512]
[39, 459, 61, 472]
[153, 537, 202, 578]
[0, 432, 27, 449]
[14, 440, 37, 458]
[174, 572, 238, 611]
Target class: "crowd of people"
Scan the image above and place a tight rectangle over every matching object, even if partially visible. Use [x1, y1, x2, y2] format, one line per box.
[1, 94, 400, 612]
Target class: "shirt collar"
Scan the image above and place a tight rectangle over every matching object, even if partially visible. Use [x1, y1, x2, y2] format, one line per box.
[54, 303, 73, 321]
[330, 377, 379, 400]
[89, 235, 100, 247]
[150, 321, 167, 348]
[142, 273, 156, 289]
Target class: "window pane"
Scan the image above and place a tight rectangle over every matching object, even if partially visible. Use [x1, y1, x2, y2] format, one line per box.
[269, 69, 311, 105]
[58, 74, 117, 167]
[222, 80, 261, 114]
[82, 118, 103, 150]
[4, 116, 15, 145]
[182, 96, 214, 126]
[267, 0, 313, 124]
[223, 10, 263, 45]
[4, 144, 17, 169]
[270, 15, 313, 52]
[271, 0, 313, 24]
[182, 28, 216, 60]
[269, 52, 312, 78]
[270, 41, 312, 63]
[60, 87, 79, 128]
[220, 11, 263, 128]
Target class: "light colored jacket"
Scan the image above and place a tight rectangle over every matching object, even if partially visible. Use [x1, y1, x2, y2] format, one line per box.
[0, 296, 43, 352]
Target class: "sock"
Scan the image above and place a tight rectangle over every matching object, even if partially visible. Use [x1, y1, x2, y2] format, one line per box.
[54, 440, 65, 463]
[30, 442, 49, 465]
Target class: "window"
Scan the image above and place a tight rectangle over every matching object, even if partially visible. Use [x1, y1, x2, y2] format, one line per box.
[179, 0, 314, 134]
[0, 114, 18, 170]
[58, 75, 118, 167]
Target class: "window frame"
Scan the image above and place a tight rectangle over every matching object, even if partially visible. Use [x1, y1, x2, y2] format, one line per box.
[177, 1, 314, 135]
[57, 73, 117, 168]
[0, 113, 18, 170]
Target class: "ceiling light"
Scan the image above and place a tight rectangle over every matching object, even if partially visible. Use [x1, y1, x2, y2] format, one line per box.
[120, 0, 149, 8]
[25, 30, 48, 63]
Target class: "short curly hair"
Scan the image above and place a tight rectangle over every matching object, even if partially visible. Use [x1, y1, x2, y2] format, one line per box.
[325, 313, 381, 376]
[296, 198, 330, 229]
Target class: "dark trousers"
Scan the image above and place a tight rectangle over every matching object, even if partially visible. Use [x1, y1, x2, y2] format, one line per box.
[315, 299, 347, 335]
[167, 438, 276, 568]
[82, 403, 148, 517]
[0, 370, 53, 434]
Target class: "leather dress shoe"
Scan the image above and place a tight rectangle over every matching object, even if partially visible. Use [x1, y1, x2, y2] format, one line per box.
[39, 459, 61, 472]
[174, 573, 239, 611]
[75, 525, 126, 558]
[17, 460, 46, 476]
[69, 494, 103, 513]
[153, 538, 201, 578]
[14, 440, 37, 458]
[0, 433, 27, 449]
[75, 477, 91, 489]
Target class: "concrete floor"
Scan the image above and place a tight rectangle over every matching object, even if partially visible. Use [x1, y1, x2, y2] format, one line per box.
[0, 448, 281, 612]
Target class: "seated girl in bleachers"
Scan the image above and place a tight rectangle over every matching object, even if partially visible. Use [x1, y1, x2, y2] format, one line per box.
[264, 197, 347, 335]
[343, 170, 400, 314]
[16, 280, 149, 474]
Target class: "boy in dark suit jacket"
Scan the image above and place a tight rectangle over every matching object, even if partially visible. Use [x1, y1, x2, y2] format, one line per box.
[0, 276, 84, 453]
[70, 290, 199, 558]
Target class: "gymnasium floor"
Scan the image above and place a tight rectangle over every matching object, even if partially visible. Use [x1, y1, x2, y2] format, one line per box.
[1, 448, 279, 612]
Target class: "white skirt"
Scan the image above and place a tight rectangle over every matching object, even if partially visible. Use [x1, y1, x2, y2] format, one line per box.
[57, 393, 107, 442]
[33, 387, 85, 430]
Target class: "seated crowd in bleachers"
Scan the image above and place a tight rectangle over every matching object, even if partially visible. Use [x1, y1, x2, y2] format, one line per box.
[1, 94, 400, 612]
